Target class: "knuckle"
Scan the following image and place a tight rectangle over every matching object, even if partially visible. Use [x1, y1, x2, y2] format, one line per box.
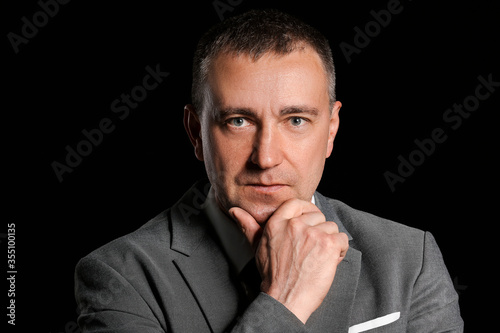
[265, 220, 279, 237]
[306, 227, 331, 248]
[338, 232, 349, 243]
[327, 221, 339, 233]
[317, 229, 327, 240]
[263, 215, 280, 233]
[327, 233, 344, 250]
[312, 211, 326, 223]
[305, 226, 321, 239]
[288, 217, 303, 235]
[319, 234, 333, 248]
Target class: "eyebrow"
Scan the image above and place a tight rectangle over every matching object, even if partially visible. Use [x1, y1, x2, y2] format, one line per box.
[280, 106, 319, 117]
[215, 107, 256, 119]
[214, 105, 320, 120]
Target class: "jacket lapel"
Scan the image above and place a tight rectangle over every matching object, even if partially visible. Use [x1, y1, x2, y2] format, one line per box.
[170, 181, 240, 333]
[306, 192, 362, 331]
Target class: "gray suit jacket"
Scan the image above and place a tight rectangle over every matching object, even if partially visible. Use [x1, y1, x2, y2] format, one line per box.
[75, 181, 463, 332]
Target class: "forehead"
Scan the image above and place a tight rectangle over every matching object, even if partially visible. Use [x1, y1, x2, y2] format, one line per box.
[206, 48, 330, 114]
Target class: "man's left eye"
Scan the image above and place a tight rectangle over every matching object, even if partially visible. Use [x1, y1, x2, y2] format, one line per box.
[289, 117, 305, 126]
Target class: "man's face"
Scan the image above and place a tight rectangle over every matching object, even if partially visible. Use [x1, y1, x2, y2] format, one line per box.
[185, 47, 341, 224]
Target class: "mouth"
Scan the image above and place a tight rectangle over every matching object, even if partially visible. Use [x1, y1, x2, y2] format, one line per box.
[246, 184, 287, 194]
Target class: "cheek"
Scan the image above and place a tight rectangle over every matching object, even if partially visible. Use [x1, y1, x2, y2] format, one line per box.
[289, 127, 329, 162]
[294, 146, 327, 180]
[286, 127, 329, 185]
[203, 127, 250, 181]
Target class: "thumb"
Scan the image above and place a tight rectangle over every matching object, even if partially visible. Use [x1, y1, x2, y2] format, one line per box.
[229, 207, 262, 252]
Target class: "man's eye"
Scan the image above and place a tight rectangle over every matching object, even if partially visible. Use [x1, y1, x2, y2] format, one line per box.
[228, 117, 248, 127]
[289, 117, 305, 126]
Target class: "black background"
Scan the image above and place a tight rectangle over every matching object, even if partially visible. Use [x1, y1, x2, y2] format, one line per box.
[4, 0, 499, 331]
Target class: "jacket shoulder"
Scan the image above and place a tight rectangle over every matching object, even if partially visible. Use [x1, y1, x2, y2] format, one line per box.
[320, 194, 423, 236]
[318, 194, 426, 260]
[78, 208, 173, 269]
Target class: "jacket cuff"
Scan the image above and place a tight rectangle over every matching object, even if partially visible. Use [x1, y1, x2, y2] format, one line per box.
[231, 292, 307, 332]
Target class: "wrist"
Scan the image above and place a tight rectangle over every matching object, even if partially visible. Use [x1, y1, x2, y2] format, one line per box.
[265, 287, 315, 324]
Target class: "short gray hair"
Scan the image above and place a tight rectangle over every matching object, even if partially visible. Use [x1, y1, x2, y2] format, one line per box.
[191, 9, 336, 114]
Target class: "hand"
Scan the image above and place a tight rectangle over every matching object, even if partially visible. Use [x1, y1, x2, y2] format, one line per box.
[229, 199, 349, 324]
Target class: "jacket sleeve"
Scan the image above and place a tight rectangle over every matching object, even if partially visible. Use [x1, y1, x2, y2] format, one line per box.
[227, 292, 307, 333]
[75, 256, 166, 333]
[407, 232, 464, 332]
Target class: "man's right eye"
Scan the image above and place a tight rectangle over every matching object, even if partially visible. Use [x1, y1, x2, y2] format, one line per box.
[228, 117, 250, 127]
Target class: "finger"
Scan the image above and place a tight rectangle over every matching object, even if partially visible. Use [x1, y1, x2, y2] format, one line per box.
[311, 221, 339, 234]
[272, 198, 321, 221]
[229, 207, 263, 251]
[331, 232, 349, 264]
[287, 211, 327, 228]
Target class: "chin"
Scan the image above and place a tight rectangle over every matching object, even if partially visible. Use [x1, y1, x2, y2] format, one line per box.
[218, 184, 305, 224]
[246, 204, 278, 225]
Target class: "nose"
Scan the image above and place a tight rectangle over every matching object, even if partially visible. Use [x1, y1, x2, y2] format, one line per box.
[249, 124, 283, 169]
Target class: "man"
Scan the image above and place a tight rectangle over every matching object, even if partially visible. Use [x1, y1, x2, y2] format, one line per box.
[75, 9, 463, 332]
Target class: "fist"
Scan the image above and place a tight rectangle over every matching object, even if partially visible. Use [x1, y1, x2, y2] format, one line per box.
[229, 198, 349, 323]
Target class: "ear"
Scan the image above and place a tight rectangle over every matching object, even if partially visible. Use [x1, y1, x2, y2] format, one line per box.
[183, 104, 204, 161]
[326, 101, 342, 158]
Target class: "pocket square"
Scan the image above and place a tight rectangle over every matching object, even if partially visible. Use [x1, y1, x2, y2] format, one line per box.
[348, 312, 400, 333]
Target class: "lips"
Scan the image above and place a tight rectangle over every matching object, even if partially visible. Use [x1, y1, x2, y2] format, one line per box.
[246, 184, 286, 193]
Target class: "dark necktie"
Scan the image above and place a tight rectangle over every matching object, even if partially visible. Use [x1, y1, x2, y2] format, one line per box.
[238, 258, 262, 305]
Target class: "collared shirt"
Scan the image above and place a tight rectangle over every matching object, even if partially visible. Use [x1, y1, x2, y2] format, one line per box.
[202, 186, 316, 274]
